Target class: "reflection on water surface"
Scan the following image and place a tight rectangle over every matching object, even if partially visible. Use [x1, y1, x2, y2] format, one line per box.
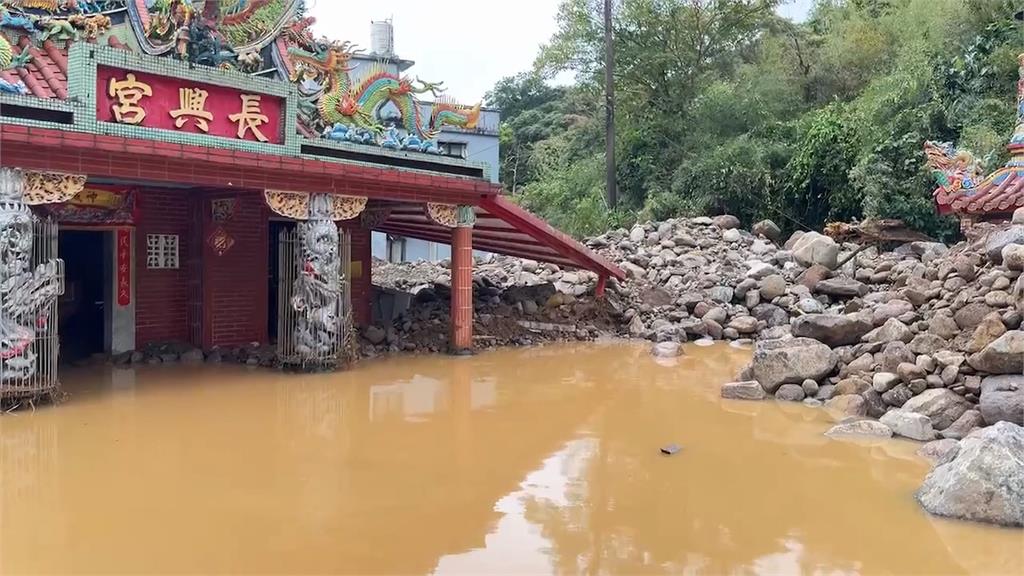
[1, 342, 1020, 574]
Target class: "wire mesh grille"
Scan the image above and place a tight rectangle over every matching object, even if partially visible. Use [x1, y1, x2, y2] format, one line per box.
[1, 217, 64, 403]
[276, 227, 352, 369]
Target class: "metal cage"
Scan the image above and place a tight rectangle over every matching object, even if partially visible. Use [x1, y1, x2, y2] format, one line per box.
[276, 227, 352, 369]
[1, 217, 64, 403]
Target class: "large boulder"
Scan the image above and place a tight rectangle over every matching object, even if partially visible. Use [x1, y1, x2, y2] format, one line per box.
[903, 389, 973, 431]
[916, 422, 1024, 527]
[863, 318, 913, 344]
[880, 410, 937, 441]
[984, 224, 1024, 263]
[791, 314, 873, 347]
[721, 380, 766, 401]
[750, 337, 838, 393]
[652, 342, 684, 358]
[954, 303, 996, 331]
[712, 214, 741, 229]
[968, 331, 1024, 375]
[815, 278, 869, 297]
[752, 219, 781, 241]
[979, 375, 1023, 426]
[965, 312, 1007, 354]
[792, 232, 840, 269]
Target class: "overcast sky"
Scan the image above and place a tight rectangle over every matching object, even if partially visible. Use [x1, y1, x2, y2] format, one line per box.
[307, 0, 815, 105]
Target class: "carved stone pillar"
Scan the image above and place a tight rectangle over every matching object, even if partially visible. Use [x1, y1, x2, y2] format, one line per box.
[0, 168, 67, 402]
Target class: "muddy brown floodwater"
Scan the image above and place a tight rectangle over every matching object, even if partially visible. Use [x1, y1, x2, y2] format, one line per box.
[1, 342, 1021, 575]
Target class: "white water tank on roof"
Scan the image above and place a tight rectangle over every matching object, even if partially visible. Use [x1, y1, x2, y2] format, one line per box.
[370, 20, 395, 57]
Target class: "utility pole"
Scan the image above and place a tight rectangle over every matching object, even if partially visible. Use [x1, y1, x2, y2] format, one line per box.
[604, 0, 617, 209]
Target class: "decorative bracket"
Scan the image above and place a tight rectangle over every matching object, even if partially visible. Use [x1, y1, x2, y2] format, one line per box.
[264, 190, 367, 222]
[425, 203, 458, 228]
[22, 171, 87, 206]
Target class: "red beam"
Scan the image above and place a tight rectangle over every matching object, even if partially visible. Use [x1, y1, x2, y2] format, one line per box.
[378, 224, 580, 268]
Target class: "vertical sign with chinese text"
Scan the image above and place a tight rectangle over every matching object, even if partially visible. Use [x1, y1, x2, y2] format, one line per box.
[116, 228, 131, 306]
[96, 66, 285, 144]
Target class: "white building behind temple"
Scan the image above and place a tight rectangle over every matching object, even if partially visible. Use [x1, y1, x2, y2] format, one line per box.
[342, 21, 501, 263]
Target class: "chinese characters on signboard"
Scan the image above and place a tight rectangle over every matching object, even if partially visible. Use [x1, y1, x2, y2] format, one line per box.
[116, 228, 131, 306]
[97, 67, 284, 144]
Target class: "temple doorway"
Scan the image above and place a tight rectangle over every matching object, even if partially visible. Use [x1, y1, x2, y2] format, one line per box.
[267, 219, 296, 344]
[58, 230, 111, 362]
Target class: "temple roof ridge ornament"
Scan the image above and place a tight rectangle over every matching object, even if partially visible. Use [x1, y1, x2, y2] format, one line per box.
[924, 52, 1024, 219]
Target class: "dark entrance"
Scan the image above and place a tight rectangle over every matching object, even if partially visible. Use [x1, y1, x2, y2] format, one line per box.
[267, 220, 295, 343]
[58, 230, 109, 362]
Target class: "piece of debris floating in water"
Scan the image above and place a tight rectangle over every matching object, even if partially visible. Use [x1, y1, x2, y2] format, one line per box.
[660, 444, 682, 455]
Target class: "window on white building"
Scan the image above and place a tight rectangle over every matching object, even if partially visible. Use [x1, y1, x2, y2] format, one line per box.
[146, 234, 179, 269]
[439, 141, 467, 159]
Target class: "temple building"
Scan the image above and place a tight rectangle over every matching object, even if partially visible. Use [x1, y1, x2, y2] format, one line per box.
[925, 53, 1024, 225]
[0, 0, 622, 402]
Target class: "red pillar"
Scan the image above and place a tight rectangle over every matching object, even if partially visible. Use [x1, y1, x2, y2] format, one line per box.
[348, 224, 373, 327]
[451, 225, 473, 354]
[595, 275, 608, 300]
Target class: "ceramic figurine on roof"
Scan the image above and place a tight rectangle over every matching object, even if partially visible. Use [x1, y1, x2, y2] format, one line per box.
[925, 53, 1024, 223]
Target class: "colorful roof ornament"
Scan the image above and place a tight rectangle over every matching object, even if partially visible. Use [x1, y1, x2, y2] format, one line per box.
[925, 53, 1024, 219]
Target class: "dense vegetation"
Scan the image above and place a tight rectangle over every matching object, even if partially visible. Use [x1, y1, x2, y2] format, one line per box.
[486, 0, 1022, 240]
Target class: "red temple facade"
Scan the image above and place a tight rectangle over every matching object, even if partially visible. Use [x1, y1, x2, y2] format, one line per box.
[0, 0, 621, 398]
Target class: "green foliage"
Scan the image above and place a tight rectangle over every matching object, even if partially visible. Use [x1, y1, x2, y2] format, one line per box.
[493, 0, 1023, 240]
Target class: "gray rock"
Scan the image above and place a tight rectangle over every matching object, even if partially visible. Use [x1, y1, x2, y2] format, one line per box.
[628, 315, 647, 337]
[708, 286, 734, 304]
[793, 232, 840, 269]
[882, 384, 914, 408]
[722, 228, 742, 242]
[363, 325, 387, 345]
[871, 299, 914, 326]
[796, 298, 825, 314]
[759, 274, 787, 300]
[979, 375, 1023, 426]
[835, 376, 871, 396]
[1014, 207, 1024, 225]
[751, 304, 789, 328]
[816, 278, 869, 297]
[817, 384, 836, 401]
[802, 378, 819, 397]
[792, 314, 873, 347]
[918, 439, 961, 465]
[955, 303, 996, 331]
[908, 333, 948, 355]
[180, 348, 204, 363]
[728, 316, 759, 334]
[713, 214, 741, 229]
[863, 318, 913, 344]
[984, 225, 1024, 264]
[776, 384, 806, 402]
[1007, 245, 1024, 272]
[746, 262, 780, 280]
[825, 394, 868, 417]
[898, 362, 926, 383]
[928, 315, 961, 339]
[862, 389, 887, 418]
[721, 381, 767, 401]
[880, 410, 937, 441]
[621, 261, 646, 279]
[872, 372, 900, 393]
[903, 389, 973, 430]
[629, 226, 646, 243]
[752, 219, 781, 241]
[825, 420, 894, 439]
[652, 342, 684, 358]
[879, 341, 916, 372]
[916, 422, 1024, 527]
[941, 410, 985, 440]
[968, 331, 1024, 375]
[750, 337, 839, 393]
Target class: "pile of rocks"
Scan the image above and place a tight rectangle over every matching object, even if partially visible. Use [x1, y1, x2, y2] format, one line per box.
[111, 341, 279, 367]
[363, 259, 612, 356]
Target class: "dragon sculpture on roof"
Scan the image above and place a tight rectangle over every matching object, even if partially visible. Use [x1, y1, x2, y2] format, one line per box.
[285, 19, 482, 154]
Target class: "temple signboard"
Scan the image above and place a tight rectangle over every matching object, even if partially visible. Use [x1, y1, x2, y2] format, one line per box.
[96, 66, 285, 144]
